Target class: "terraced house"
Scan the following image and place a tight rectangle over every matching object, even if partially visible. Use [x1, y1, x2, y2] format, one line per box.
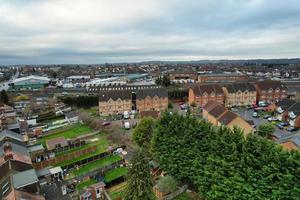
[189, 84, 224, 107]
[136, 88, 168, 112]
[202, 101, 253, 135]
[254, 80, 287, 104]
[98, 90, 132, 115]
[222, 83, 257, 107]
[99, 87, 168, 115]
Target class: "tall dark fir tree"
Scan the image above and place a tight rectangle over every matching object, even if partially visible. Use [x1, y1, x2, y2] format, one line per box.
[124, 148, 154, 200]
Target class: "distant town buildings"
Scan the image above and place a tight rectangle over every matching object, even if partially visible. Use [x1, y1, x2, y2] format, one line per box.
[10, 75, 50, 90]
[198, 73, 247, 83]
[168, 70, 198, 83]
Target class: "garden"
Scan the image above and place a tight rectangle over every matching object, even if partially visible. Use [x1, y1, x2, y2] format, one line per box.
[37, 123, 92, 146]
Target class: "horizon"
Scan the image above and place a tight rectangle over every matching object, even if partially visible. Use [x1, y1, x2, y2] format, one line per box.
[0, 0, 300, 65]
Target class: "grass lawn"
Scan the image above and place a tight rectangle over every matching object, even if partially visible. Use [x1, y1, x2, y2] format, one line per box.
[55, 134, 112, 167]
[70, 155, 122, 177]
[108, 182, 126, 200]
[38, 124, 92, 146]
[76, 179, 97, 191]
[105, 167, 128, 183]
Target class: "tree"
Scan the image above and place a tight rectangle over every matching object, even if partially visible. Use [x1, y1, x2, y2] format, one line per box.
[151, 113, 300, 200]
[168, 102, 173, 109]
[0, 90, 9, 105]
[132, 117, 155, 149]
[162, 75, 171, 87]
[257, 123, 275, 137]
[157, 175, 177, 194]
[124, 148, 154, 200]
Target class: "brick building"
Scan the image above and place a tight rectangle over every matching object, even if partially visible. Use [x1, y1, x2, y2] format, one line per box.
[136, 88, 168, 112]
[198, 73, 247, 83]
[168, 70, 198, 83]
[222, 83, 257, 107]
[254, 80, 287, 104]
[189, 84, 224, 107]
[99, 88, 168, 115]
[98, 90, 132, 115]
[202, 101, 253, 135]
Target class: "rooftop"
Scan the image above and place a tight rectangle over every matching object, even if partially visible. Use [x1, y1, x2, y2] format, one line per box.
[13, 169, 39, 189]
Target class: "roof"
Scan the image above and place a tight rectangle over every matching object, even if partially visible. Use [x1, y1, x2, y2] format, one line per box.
[65, 111, 78, 119]
[218, 111, 238, 125]
[49, 166, 63, 175]
[99, 90, 132, 101]
[36, 167, 51, 178]
[67, 75, 90, 79]
[290, 136, 300, 147]
[275, 99, 296, 110]
[168, 70, 197, 75]
[255, 80, 287, 91]
[223, 83, 256, 93]
[208, 104, 227, 118]
[12, 75, 50, 85]
[136, 88, 168, 100]
[287, 103, 300, 116]
[0, 129, 24, 142]
[13, 169, 39, 189]
[0, 142, 29, 157]
[89, 182, 106, 189]
[198, 73, 245, 77]
[46, 137, 68, 150]
[203, 101, 221, 112]
[28, 144, 45, 153]
[191, 84, 224, 96]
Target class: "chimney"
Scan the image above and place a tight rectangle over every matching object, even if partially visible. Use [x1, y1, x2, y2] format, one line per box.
[3, 142, 13, 161]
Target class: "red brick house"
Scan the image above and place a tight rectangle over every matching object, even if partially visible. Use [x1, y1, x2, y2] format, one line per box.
[254, 80, 287, 104]
[189, 84, 224, 107]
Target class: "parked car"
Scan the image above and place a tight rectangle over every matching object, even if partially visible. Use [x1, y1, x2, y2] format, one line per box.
[267, 117, 278, 122]
[277, 124, 284, 130]
[279, 122, 289, 127]
[101, 121, 111, 126]
[287, 126, 298, 132]
[230, 107, 238, 112]
[252, 112, 259, 118]
[263, 114, 271, 119]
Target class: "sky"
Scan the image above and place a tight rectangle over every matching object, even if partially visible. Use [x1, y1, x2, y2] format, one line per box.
[0, 0, 300, 65]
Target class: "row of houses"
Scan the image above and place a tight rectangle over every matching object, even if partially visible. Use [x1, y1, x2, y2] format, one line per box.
[202, 101, 254, 135]
[274, 99, 300, 128]
[168, 71, 248, 83]
[0, 129, 45, 200]
[189, 80, 288, 107]
[98, 88, 168, 115]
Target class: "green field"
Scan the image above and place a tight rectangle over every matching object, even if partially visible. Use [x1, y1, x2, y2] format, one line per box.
[71, 155, 122, 177]
[76, 179, 97, 191]
[105, 167, 128, 182]
[38, 124, 92, 145]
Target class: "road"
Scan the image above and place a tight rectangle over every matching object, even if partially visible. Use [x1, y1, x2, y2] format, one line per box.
[236, 108, 299, 142]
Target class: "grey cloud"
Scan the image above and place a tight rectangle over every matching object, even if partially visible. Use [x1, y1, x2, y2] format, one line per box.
[0, 0, 299, 65]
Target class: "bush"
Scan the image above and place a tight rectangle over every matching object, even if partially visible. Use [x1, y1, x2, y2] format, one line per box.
[157, 175, 177, 194]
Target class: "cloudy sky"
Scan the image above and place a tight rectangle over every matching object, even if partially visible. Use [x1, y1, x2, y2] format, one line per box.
[0, 0, 300, 65]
